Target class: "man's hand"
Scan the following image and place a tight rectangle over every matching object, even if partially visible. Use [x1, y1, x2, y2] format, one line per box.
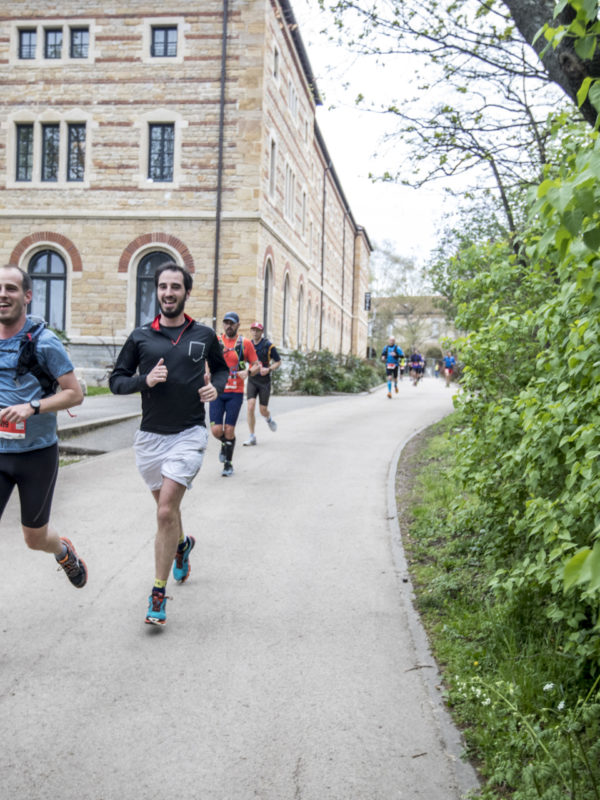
[0, 403, 35, 423]
[146, 357, 168, 388]
[236, 369, 249, 381]
[198, 373, 217, 403]
[259, 365, 270, 376]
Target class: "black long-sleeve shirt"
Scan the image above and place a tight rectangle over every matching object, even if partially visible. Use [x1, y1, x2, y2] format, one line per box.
[109, 315, 229, 434]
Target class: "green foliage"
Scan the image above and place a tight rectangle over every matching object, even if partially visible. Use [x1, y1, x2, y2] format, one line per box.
[402, 420, 600, 798]
[287, 349, 384, 394]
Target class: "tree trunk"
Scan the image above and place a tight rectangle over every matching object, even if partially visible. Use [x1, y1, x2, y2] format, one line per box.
[502, 0, 597, 126]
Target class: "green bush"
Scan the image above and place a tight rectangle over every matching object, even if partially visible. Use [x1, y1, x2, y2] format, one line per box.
[286, 349, 384, 394]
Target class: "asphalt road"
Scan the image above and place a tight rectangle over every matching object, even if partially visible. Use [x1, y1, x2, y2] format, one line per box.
[1, 379, 478, 800]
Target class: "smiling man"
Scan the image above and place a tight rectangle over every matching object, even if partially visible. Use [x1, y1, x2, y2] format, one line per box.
[0, 264, 86, 589]
[109, 262, 229, 627]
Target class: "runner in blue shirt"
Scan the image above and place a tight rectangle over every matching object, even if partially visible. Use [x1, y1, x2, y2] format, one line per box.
[0, 265, 87, 589]
[381, 337, 404, 398]
[443, 351, 456, 387]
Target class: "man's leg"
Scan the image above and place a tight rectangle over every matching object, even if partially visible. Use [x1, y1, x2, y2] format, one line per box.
[244, 396, 257, 445]
[152, 478, 187, 583]
[23, 524, 88, 588]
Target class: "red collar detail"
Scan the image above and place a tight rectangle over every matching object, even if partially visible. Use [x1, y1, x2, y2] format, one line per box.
[151, 313, 193, 331]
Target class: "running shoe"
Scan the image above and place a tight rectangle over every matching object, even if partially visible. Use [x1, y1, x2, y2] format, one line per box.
[56, 537, 88, 588]
[173, 535, 195, 583]
[145, 592, 169, 626]
[267, 417, 277, 432]
[243, 434, 257, 446]
[222, 461, 234, 477]
[387, 391, 392, 399]
[395, 385, 399, 394]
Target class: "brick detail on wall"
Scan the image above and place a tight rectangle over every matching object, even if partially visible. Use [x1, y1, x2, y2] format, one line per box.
[10, 232, 83, 272]
[118, 233, 195, 274]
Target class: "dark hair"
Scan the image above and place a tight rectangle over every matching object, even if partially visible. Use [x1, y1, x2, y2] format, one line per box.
[154, 261, 193, 292]
[1, 264, 32, 293]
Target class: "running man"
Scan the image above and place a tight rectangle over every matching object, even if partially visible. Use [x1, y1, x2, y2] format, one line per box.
[381, 336, 404, 398]
[443, 351, 456, 387]
[109, 262, 229, 627]
[409, 350, 425, 386]
[209, 312, 258, 476]
[243, 322, 280, 447]
[0, 265, 87, 589]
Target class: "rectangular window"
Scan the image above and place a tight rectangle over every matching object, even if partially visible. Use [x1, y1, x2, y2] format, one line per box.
[67, 123, 86, 181]
[70, 28, 89, 58]
[16, 124, 34, 181]
[148, 123, 174, 182]
[273, 47, 279, 79]
[45, 29, 63, 59]
[269, 139, 276, 196]
[151, 26, 177, 57]
[19, 29, 36, 59]
[41, 124, 60, 181]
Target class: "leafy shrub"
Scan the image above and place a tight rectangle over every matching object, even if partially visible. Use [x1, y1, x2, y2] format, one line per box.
[286, 349, 384, 394]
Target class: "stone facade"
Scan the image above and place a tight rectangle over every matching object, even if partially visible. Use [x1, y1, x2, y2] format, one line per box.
[0, 0, 371, 382]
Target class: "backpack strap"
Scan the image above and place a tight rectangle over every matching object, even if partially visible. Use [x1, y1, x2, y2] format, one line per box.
[15, 322, 59, 398]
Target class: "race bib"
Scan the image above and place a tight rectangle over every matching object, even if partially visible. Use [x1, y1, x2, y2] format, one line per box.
[0, 418, 26, 439]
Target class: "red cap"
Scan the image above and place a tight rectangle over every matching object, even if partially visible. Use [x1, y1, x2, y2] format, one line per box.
[250, 322, 264, 330]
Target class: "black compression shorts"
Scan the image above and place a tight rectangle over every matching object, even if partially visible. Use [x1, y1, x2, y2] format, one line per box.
[246, 379, 271, 406]
[0, 443, 59, 528]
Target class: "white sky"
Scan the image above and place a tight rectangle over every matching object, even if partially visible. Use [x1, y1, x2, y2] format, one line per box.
[293, 1, 452, 267]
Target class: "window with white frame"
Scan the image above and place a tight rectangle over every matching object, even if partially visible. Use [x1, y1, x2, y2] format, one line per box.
[148, 123, 174, 182]
[10, 117, 88, 186]
[151, 26, 177, 57]
[284, 163, 296, 223]
[269, 138, 277, 197]
[13, 21, 94, 64]
[301, 190, 307, 237]
[297, 285, 305, 349]
[141, 18, 184, 64]
[288, 78, 298, 120]
[282, 273, 291, 347]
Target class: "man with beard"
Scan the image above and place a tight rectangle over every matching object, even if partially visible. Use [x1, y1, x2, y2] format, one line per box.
[110, 262, 229, 627]
[0, 264, 87, 589]
[209, 312, 258, 477]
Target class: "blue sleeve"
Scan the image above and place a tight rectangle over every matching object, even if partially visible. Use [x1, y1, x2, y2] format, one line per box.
[36, 330, 75, 378]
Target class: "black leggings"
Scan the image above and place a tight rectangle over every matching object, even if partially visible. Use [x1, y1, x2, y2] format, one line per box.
[0, 443, 59, 528]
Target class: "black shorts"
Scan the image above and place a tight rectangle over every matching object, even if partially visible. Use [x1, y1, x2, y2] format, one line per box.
[0, 443, 59, 528]
[386, 365, 399, 380]
[247, 379, 271, 406]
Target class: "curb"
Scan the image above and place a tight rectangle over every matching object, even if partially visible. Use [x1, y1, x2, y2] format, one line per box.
[58, 411, 141, 440]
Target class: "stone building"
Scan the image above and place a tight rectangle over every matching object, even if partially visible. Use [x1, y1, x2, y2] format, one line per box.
[371, 295, 457, 361]
[0, 0, 371, 382]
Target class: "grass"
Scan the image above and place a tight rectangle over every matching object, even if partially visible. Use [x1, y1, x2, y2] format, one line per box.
[397, 415, 600, 799]
[86, 385, 111, 396]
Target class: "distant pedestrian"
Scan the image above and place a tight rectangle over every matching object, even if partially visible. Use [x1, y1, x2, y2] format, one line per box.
[244, 322, 280, 447]
[109, 262, 229, 627]
[0, 265, 87, 590]
[409, 350, 425, 385]
[381, 336, 404, 398]
[209, 312, 259, 476]
[443, 351, 456, 387]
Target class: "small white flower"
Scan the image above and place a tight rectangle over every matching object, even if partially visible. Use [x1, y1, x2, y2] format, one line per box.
[543, 683, 555, 692]
[558, 700, 565, 711]
[482, 698, 491, 706]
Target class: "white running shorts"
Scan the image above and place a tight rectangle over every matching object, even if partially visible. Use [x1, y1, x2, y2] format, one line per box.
[134, 425, 209, 491]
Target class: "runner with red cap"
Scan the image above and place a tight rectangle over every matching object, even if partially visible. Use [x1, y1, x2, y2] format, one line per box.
[243, 321, 281, 447]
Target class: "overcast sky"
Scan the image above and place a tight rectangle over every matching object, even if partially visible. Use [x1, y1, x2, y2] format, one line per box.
[293, 1, 451, 267]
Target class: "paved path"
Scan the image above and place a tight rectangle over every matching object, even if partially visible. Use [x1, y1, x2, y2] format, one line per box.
[1, 379, 478, 800]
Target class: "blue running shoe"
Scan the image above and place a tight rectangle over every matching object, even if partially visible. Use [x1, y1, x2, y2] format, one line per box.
[172, 535, 195, 583]
[145, 591, 169, 626]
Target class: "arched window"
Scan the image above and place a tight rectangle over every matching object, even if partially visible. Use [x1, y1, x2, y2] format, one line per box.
[263, 259, 273, 337]
[136, 251, 167, 326]
[282, 273, 291, 347]
[297, 285, 304, 350]
[28, 249, 66, 330]
[306, 300, 312, 350]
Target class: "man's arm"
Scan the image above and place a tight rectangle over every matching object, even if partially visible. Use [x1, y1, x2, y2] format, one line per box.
[0, 371, 84, 423]
[205, 333, 229, 394]
[109, 336, 148, 395]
